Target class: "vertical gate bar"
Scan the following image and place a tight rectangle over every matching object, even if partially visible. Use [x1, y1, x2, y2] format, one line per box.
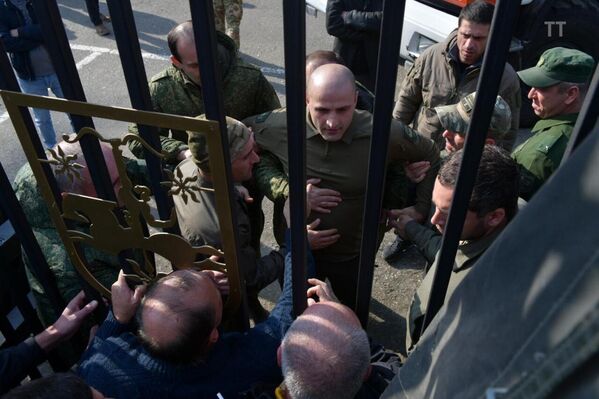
[0, 162, 65, 312]
[561, 65, 599, 163]
[282, 0, 307, 318]
[105, 0, 178, 228]
[189, 0, 248, 330]
[355, 0, 406, 327]
[31, 0, 117, 204]
[421, 0, 521, 334]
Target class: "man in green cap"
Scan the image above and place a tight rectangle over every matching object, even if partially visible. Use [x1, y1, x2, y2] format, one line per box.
[385, 91, 512, 264]
[436, 91, 511, 155]
[512, 46, 595, 201]
[172, 116, 283, 322]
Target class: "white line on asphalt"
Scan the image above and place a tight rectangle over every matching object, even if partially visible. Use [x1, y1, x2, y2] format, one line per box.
[75, 52, 102, 69]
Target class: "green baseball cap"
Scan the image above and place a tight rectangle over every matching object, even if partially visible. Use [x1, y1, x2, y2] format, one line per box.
[518, 47, 595, 88]
[188, 115, 252, 173]
[435, 92, 511, 140]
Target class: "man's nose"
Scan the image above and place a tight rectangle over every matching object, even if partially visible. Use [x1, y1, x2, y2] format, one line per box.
[430, 208, 444, 227]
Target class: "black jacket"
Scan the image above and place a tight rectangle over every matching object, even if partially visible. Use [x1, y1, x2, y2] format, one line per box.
[0, 0, 44, 80]
[326, 0, 383, 92]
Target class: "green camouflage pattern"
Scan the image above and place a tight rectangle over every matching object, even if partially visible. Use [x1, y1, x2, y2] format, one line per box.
[189, 115, 251, 173]
[127, 31, 280, 164]
[213, 0, 243, 48]
[13, 158, 150, 327]
[435, 92, 511, 141]
[512, 113, 577, 201]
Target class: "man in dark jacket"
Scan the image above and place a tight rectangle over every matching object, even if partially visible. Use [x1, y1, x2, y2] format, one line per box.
[326, 0, 382, 92]
[0, 0, 66, 149]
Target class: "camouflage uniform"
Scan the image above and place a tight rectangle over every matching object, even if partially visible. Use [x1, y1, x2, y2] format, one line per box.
[13, 159, 149, 327]
[213, 0, 243, 48]
[512, 113, 577, 201]
[127, 31, 279, 165]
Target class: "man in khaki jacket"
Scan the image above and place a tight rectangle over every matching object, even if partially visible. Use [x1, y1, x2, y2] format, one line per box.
[392, 0, 520, 151]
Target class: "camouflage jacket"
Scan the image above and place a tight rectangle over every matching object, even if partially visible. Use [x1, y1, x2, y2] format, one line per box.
[512, 113, 577, 201]
[13, 159, 149, 327]
[127, 32, 280, 164]
[392, 30, 521, 151]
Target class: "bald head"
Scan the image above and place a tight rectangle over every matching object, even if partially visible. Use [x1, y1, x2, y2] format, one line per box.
[138, 269, 222, 363]
[281, 302, 370, 399]
[51, 140, 120, 198]
[167, 20, 195, 61]
[307, 63, 356, 98]
[306, 64, 358, 142]
[305, 50, 341, 79]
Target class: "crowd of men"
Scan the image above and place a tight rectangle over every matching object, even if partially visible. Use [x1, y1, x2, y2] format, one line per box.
[0, 0, 596, 398]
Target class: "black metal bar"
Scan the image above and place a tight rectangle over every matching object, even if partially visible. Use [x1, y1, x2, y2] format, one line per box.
[420, 0, 521, 335]
[282, 0, 308, 318]
[561, 65, 599, 163]
[355, 0, 405, 327]
[0, 170, 65, 312]
[105, 0, 178, 229]
[189, 0, 248, 330]
[32, 0, 117, 204]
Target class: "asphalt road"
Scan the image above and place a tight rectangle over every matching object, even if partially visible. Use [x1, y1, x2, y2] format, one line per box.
[3, 0, 530, 355]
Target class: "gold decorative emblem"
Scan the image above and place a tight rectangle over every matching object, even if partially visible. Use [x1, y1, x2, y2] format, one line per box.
[1, 91, 245, 318]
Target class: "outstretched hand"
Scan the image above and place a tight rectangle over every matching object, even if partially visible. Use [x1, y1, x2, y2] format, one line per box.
[35, 290, 98, 352]
[306, 278, 339, 306]
[112, 270, 146, 324]
[403, 161, 431, 183]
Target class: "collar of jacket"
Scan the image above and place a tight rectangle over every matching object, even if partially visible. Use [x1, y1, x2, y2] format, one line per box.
[454, 226, 504, 272]
[532, 113, 579, 133]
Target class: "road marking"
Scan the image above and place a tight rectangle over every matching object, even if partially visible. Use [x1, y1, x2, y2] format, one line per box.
[75, 52, 103, 69]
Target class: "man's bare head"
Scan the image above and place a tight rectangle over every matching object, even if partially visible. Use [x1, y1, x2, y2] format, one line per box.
[306, 64, 358, 142]
[138, 269, 223, 363]
[305, 50, 341, 79]
[280, 302, 370, 399]
[50, 140, 121, 199]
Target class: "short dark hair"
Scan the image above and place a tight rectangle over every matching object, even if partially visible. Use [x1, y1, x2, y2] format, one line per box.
[167, 20, 194, 62]
[458, 0, 494, 26]
[438, 145, 519, 221]
[306, 50, 341, 66]
[137, 271, 217, 364]
[3, 373, 93, 399]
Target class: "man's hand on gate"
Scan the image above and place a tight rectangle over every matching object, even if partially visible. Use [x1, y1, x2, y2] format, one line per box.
[404, 161, 431, 183]
[112, 270, 146, 324]
[306, 278, 339, 306]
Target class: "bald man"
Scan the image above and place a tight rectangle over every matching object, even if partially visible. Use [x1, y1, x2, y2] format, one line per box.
[78, 209, 312, 399]
[278, 298, 370, 399]
[245, 64, 440, 308]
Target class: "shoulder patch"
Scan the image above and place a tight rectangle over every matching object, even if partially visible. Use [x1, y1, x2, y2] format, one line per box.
[254, 111, 272, 124]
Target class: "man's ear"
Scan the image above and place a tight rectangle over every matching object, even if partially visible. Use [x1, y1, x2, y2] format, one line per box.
[363, 364, 372, 382]
[170, 55, 182, 69]
[485, 208, 506, 228]
[208, 326, 219, 345]
[564, 85, 580, 105]
[277, 345, 283, 367]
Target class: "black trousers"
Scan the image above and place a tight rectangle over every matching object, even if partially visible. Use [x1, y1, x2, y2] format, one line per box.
[84, 0, 101, 26]
[315, 256, 360, 310]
